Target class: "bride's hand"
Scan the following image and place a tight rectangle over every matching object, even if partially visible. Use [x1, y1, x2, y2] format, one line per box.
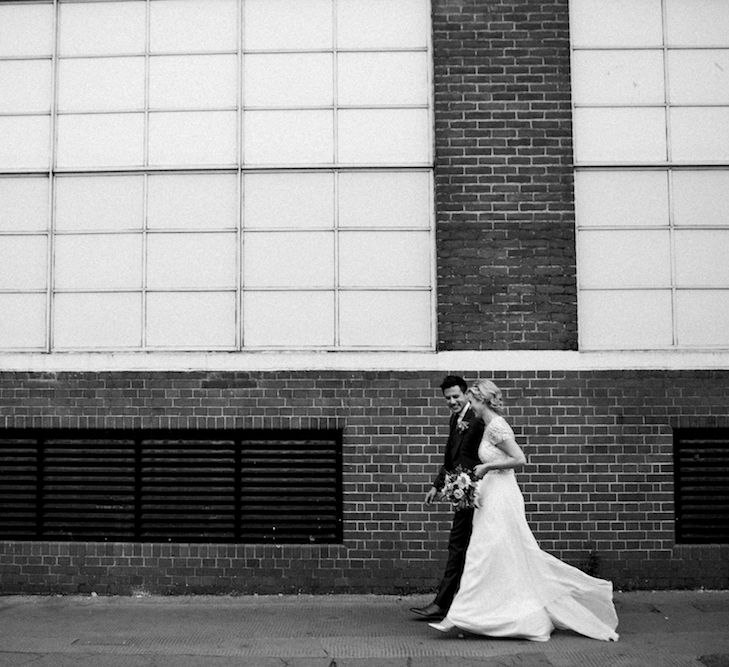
[474, 463, 490, 479]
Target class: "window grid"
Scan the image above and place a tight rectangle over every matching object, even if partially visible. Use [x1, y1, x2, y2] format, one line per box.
[571, 0, 729, 351]
[0, 0, 435, 352]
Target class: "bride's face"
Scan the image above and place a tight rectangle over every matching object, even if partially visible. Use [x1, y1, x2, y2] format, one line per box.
[467, 392, 487, 416]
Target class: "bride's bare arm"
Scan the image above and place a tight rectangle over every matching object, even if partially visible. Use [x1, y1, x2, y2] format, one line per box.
[474, 437, 526, 477]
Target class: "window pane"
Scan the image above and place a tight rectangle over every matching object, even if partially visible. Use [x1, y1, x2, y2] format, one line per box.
[666, 0, 729, 47]
[338, 52, 429, 106]
[0, 294, 46, 349]
[675, 230, 729, 286]
[579, 290, 673, 349]
[59, 1, 146, 56]
[244, 232, 334, 287]
[150, 0, 238, 53]
[574, 170, 669, 227]
[0, 60, 52, 113]
[148, 111, 237, 166]
[56, 114, 144, 168]
[0, 177, 49, 232]
[58, 57, 145, 112]
[339, 231, 430, 287]
[244, 111, 333, 164]
[149, 55, 237, 109]
[0, 4, 54, 57]
[339, 290, 431, 347]
[570, 0, 663, 48]
[146, 292, 235, 348]
[54, 234, 141, 290]
[337, 0, 429, 49]
[54, 293, 142, 349]
[676, 290, 729, 347]
[243, 291, 334, 347]
[244, 53, 332, 107]
[244, 172, 333, 229]
[571, 51, 664, 105]
[0, 236, 46, 290]
[673, 171, 729, 227]
[148, 174, 238, 229]
[573, 108, 666, 164]
[244, 0, 332, 50]
[338, 109, 429, 164]
[668, 51, 729, 105]
[578, 230, 671, 288]
[339, 171, 430, 228]
[55, 175, 144, 232]
[671, 109, 729, 163]
[147, 233, 237, 289]
[0, 116, 50, 170]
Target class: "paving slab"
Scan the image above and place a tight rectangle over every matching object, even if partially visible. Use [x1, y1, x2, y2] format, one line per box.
[0, 591, 727, 667]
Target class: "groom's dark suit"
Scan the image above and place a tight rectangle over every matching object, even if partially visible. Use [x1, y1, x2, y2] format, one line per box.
[432, 405, 484, 611]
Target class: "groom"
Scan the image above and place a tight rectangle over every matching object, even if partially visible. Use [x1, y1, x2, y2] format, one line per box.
[410, 375, 484, 621]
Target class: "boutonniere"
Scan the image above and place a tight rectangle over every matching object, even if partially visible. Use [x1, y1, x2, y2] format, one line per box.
[456, 420, 470, 432]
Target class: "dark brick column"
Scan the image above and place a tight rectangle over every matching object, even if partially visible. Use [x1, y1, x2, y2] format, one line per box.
[432, 0, 577, 350]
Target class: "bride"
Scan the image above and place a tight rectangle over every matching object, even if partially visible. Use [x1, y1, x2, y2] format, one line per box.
[429, 379, 619, 642]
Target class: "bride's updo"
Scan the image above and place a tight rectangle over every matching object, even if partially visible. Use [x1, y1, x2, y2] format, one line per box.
[469, 379, 505, 414]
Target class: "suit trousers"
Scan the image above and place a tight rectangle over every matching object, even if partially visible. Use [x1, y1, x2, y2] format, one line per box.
[434, 507, 474, 610]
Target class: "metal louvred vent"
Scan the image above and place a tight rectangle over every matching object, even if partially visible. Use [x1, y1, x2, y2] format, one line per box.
[0, 430, 342, 544]
[674, 429, 729, 544]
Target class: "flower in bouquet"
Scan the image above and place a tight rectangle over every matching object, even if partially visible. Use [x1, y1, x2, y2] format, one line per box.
[441, 465, 479, 510]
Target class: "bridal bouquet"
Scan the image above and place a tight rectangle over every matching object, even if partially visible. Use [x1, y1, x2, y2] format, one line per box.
[441, 466, 479, 510]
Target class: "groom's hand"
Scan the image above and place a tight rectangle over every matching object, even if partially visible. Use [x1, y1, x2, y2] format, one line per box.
[424, 486, 438, 504]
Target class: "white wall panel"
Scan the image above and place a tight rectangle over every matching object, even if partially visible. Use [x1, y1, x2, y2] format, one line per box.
[0, 61, 52, 113]
[676, 290, 729, 346]
[244, 54, 332, 107]
[54, 293, 142, 349]
[0, 236, 47, 289]
[244, 0, 332, 50]
[150, 0, 238, 53]
[674, 230, 729, 286]
[570, 0, 663, 48]
[571, 50, 664, 105]
[146, 291, 236, 348]
[668, 51, 729, 105]
[54, 234, 142, 290]
[0, 178, 49, 231]
[244, 111, 333, 164]
[0, 117, 50, 170]
[671, 109, 729, 162]
[0, 294, 46, 349]
[339, 290, 431, 347]
[243, 291, 334, 346]
[56, 114, 144, 168]
[574, 171, 668, 228]
[0, 4, 54, 57]
[243, 231, 334, 287]
[672, 171, 729, 227]
[244, 172, 334, 229]
[149, 55, 237, 109]
[59, 2, 146, 56]
[58, 58, 145, 112]
[148, 111, 237, 165]
[579, 290, 673, 349]
[55, 176, 144, 231]
[665, 0, 729, 47]
[339, 171, 431, 228]
[337, 0, 429, 49]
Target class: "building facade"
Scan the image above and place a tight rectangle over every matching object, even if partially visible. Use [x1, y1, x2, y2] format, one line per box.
[0, 0, 727, 594]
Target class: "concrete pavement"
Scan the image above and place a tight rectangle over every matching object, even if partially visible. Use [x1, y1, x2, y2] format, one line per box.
[0, 590, 728, 666]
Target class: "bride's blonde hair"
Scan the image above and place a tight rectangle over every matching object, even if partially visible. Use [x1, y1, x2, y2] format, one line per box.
[468, 379, 504, 414]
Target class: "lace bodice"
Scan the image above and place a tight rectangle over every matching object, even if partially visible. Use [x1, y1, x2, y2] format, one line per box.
[478, 416, 515, 464]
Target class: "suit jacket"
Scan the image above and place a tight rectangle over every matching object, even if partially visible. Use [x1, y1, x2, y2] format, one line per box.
[432, 406, 485, 490]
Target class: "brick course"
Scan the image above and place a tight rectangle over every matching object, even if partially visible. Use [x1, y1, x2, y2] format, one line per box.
[1, 370, 728, 594]
[433, 0, 578, 350]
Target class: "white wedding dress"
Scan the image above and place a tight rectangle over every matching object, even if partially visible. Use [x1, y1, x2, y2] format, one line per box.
[432, 416, 619, 642]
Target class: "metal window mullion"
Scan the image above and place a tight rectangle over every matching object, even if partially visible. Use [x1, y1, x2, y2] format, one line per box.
[237, 0, 244, 350]
[332, 0, 340, 347]
[141, 0, 151, 350]
[46, 0, 60, 353]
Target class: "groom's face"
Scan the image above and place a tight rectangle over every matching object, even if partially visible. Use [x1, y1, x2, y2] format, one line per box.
[443, 385, 467, 414]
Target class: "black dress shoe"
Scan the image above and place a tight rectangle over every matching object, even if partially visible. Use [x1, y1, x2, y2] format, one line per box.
[409, 602, 445, 620]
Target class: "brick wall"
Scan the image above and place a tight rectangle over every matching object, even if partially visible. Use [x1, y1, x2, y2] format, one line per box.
[433, 0, 578, 350]
[1, 370, 728, 594]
